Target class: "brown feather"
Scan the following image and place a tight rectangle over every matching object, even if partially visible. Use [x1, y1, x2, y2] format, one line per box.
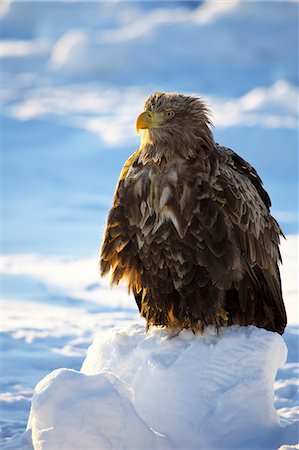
[100, 92, 287, 334]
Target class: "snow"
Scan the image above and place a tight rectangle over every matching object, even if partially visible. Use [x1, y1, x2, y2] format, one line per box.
[3, 325, 296, 450]
[81, 325, 288, 449]
[1, 236, 299, 450]
[1, 1, 298, 449]
[3, 324, 298, 450]
[28, 369, 161, 450]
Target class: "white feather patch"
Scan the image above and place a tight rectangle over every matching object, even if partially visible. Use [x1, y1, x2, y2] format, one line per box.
[140, 200, 146, 217]
[160, 186, 172, 209]
[160, 207, 182, 237]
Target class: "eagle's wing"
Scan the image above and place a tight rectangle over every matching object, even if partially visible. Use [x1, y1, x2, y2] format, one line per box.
[213, 145, 287, 333]
[100, 149, 144, 299]
[100, 144, 287, 334]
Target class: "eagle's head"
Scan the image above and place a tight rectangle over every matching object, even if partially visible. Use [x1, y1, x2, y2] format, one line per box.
[136, 92, 214, 159]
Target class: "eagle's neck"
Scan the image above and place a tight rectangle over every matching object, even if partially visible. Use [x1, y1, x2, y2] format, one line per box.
[139, 124, 215, 164]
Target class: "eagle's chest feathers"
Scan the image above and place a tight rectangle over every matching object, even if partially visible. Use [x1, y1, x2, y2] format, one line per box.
[124, 162, 199, 247]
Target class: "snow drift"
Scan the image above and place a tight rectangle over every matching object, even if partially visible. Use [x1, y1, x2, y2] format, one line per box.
[22, 324, 295, 450]
[28, 369, 161, 450]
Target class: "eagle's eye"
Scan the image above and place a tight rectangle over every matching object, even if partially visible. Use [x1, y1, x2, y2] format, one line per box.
[165, 109, 175, 119]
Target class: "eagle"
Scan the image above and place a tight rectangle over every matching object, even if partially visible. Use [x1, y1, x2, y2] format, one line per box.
[100, 92, 287, 334]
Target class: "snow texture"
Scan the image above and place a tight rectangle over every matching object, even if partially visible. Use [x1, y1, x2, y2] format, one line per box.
[7, 324, 296, 450]
[27, 369, 161, 450]
[81, 325, 290, 449]
[11, 325, 297, 450]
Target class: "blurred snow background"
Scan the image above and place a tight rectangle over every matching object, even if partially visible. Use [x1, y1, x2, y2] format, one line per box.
[1, 0, 298, 447]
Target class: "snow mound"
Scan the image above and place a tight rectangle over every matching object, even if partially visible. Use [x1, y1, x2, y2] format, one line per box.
[25, 324, 294, 450]
[27, 369, 162, 450]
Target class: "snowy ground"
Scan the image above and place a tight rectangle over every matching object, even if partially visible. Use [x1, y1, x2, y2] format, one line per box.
[1, 1, 298, 449]
[6, 326, 295, 449]
[1, 235, 298, 449]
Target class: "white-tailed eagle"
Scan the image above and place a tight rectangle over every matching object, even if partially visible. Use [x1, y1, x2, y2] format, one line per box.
[100, 92, 287, 334]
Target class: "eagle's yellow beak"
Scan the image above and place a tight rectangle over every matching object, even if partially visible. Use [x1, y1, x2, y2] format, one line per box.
[136, 110, 159, 135]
